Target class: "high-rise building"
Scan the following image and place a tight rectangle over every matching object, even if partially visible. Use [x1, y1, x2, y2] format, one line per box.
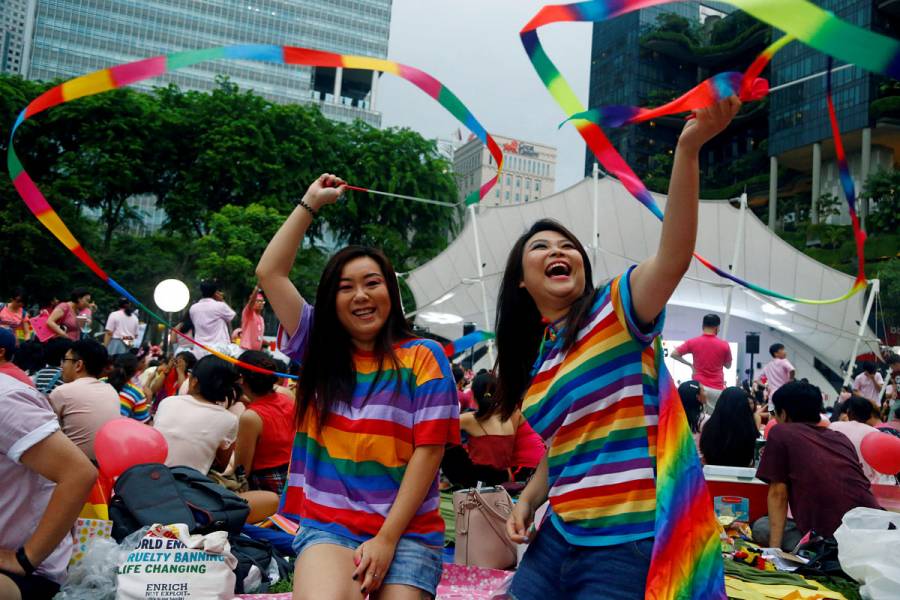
[23, 0, 392, 126]
[1, 0, 36, 75]
[583, 2, 734, 178]
[767, 0, 899, 227]
[453, 134, 556, 206]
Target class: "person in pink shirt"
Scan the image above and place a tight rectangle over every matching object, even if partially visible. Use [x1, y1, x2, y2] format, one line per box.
[762, 343, 795, 410]
[188, 281, 236, 358]
[46, 290, 92, 342]
[239, 286, 266, 351]
[0, 328, 34, 388]
[829, 395, 894, 484]
[852, 361, 884, 406]
[0, 288, 32, 342]
[671, 313, 732, 411]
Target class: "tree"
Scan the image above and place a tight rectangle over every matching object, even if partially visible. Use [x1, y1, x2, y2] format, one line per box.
[862, 168, 900, 234]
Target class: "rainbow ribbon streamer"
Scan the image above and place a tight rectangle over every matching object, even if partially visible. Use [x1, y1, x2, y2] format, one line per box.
[7, 45, 504, 378]
[443, 330, 495, 357]
[522, 0, 890, 305]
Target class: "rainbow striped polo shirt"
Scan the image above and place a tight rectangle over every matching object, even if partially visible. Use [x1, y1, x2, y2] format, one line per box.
[523, 267, 664, 546]
[281, 305, 460, 547]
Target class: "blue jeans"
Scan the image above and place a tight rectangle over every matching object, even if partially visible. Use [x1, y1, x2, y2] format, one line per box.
[292, 526, 443, 596]
[509, 521, 653, 600]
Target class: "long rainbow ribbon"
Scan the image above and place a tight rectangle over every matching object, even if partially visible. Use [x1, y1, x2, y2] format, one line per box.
[523, 0, 884, 306]
[7, 45, 504, 378]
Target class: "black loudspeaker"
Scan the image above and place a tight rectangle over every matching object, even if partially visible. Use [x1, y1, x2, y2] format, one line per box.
[463, 322, 477, 336]
[746, 333, 760, 355]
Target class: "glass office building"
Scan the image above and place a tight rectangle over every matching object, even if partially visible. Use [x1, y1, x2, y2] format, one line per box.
[1, 0, 35, 75]
[25, 0, 392, 126]
[584, 2, 734, 176]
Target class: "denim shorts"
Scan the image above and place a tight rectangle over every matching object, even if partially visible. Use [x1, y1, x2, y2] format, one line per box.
[508, 520, 654, 600]
[292, 526, 443, 596]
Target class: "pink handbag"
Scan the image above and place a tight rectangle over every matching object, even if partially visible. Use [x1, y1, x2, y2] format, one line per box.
[453, 486, 518, 570]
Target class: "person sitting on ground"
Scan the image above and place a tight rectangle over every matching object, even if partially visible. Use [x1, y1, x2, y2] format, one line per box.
[153, 355, 239, 475]
[0, 329, 34, 388]
[234, 350, 295, 494]
[453, 365, 476, 412]
[48, 340, 120, 462]
[31, 338, 73, 395]
[147, 350, 196, 413]
[752, 381, 880, 551]
[104, 353, 150, 423]
[699, 386, 760, 468]
[441, 371, 544, 488]
[0, 288, 32, 342]
[829, 394, 893, 484]
[829, 399, 850, 423]
[0, 374, 97, 600]
[671, 314, 732, 412]
[852, 360, 883, 407]
[11, 340, 44, 377]
[677, 380, 707, 449]
[46, 290, 92, 342]
[761, 343, 795, 411]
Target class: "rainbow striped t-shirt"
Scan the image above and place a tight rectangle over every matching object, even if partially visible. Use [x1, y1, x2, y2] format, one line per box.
[523, 267, 663, 547]
[100, 378, 149, 423]
[281, 304, 460, 547]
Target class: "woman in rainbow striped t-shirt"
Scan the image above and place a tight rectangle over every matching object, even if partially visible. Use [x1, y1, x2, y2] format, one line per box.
[495, 98, 740, 600]
[257, 174, 460, 600]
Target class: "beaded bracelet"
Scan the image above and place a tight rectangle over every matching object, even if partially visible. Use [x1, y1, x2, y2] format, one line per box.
[297, 197, 317, 218]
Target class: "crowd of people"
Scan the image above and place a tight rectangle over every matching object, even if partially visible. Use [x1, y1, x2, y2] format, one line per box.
[0, 95, 896, 600]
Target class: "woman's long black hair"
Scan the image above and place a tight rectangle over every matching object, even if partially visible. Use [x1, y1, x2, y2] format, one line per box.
[297, 245, 414, 427]
[678, 380, 704, 434]
[699, 386, 758, 467]
[495, 219, 594, 420]
[191, 355, 241, 407]
[108, 352, 139, 392]
[472, 371, 499, 420]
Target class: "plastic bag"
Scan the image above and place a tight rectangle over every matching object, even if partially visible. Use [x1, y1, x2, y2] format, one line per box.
[56, 527, 150, 600]
[115, 523, 236, 600]
[833, 507, 900, 600]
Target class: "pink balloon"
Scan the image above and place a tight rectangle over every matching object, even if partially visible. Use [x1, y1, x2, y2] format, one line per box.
[861, 430, 900, 475]
[95, 418, 168, 478]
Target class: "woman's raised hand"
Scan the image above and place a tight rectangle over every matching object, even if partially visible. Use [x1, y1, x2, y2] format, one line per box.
[303, 173, 348, 211]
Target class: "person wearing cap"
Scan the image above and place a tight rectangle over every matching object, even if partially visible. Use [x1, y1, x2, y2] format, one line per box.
[103, 298, 139, 356]
[239, 285, 266, 351]
[0, 328, 34, 388]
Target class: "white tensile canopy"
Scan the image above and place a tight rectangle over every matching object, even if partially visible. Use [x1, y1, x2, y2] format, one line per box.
[405, 176, 878, 395]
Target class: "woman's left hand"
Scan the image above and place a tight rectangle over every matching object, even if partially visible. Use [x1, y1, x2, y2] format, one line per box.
[678, 96, 741, 152]
[352, 534, 397, 595]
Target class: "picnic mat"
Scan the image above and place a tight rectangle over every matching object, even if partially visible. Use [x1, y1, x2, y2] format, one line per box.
[235, 563, 512, 599]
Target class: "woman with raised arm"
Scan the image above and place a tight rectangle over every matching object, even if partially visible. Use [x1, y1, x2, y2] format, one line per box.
[496, 98, 740, 600]
[256, 174, 460, 600]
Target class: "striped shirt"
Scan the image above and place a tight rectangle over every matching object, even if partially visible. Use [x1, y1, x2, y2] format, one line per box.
[281, 304, 460, 547]
[33, 367, 64, 395]
[100, 377, 150, 422]
[523, 267, 663, 546]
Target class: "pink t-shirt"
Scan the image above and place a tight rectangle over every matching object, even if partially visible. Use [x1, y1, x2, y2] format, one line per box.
[240, 303, 264, 351]
[852, 372, 884, 403]
[189, 298, 236, 357]
[829, 420, 894, 484]
[48, 377, 121, 460]
[0, 375, 74, 584]
[762, 357, 794, 400]
[675, 334, 732, 390]
[154, 395, 238, 474]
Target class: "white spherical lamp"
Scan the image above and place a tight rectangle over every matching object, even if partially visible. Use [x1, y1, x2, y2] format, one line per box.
[154, 279, 190, 313]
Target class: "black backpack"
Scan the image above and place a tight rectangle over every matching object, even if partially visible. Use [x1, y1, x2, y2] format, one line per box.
[109, 463, 250, 542]
[230, 534, 292, 593]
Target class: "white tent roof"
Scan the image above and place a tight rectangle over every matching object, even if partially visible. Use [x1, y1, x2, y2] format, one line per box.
[405, 176, 878, 375]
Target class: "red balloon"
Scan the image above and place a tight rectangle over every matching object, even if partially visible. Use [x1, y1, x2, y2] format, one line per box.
[861, 430, 900, 475]
[95, 418, 168, 478]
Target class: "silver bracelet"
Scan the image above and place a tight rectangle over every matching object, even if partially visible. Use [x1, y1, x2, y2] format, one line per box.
[297, 197, 317, 218]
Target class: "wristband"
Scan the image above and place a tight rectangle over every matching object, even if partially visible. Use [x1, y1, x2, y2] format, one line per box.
[297, 197, 317, 218]
[16, 547, 35, 576]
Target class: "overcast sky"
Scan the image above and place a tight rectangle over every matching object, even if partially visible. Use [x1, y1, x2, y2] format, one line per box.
[378, 0, 593, 190]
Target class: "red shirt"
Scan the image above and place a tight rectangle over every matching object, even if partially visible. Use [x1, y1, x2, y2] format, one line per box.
[247, 392, 295, 471]
[676, 333, 731, 390]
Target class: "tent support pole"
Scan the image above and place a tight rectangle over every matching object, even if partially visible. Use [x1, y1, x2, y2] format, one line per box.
[469, 204, 495, 366]
[842, 279, 879, 388]
[722, 192, 748, 340]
